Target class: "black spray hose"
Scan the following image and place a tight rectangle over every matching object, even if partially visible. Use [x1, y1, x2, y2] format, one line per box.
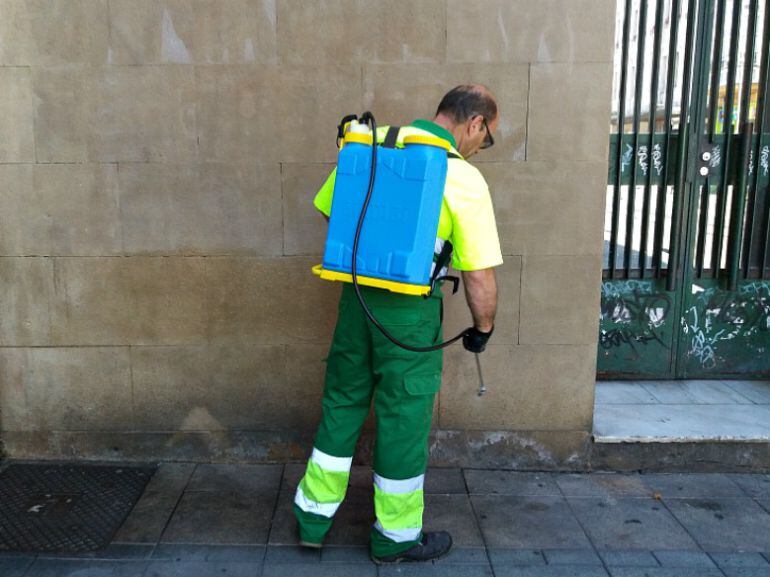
[351, 111, 466, 352]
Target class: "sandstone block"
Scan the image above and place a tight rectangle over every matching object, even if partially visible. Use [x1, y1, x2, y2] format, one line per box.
[484, 161, 607, 256]
[108, 0, 277, 65]
[1, 164, 121, 256]
[33, 66, 197, 163]
[282, 163, 335, 256]
[51, 257, 208, 345]
[131, 344, 290, 431]
[277, 0, 445, 64]
[206, 256, 340, 345]
[0, 68, 34, 161]
[439, 344, 597, 430]
[119, 162, 281, 255]
[195, 65, 361, 163]
[447, 0, 615, 64]
[363, 63, 528, 162]
[0, 257, 53, 346]
[0, 347, 132, 431]
[519, 255, 603, 345]
[527, 62, 614, 162]
[0, 0, 109, 65]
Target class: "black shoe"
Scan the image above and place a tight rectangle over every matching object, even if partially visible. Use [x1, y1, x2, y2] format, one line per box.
[371, 531, 453, 564]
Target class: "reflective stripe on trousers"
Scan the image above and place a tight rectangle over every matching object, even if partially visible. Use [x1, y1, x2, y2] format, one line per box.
[294, 447, 352, 519]
[372, 472, 425, 543]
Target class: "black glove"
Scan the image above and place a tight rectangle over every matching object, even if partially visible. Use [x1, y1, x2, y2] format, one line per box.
[463, 326, 494, 353]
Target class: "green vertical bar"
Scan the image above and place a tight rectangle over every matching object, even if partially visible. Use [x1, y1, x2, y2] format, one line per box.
[744, 1, 770, 277]
[654, 0, 682, 278]
[625, 0, 649, 274]
[667, 0, 699, 292]
[611, 0, 634, 279]
[641, 0, 666, 277]
[713, 0, 744, 278]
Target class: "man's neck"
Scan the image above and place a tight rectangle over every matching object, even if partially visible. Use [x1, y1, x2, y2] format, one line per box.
[433, 114, 462, 150]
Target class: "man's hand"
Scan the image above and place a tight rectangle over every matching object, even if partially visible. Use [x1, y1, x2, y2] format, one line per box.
[463, 326, 494, 353]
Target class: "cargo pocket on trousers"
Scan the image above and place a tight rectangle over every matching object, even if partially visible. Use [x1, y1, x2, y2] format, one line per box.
[404, 373, 442, 396]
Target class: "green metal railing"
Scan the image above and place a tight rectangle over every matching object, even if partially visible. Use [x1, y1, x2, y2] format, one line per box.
[605, 0, 770, 286]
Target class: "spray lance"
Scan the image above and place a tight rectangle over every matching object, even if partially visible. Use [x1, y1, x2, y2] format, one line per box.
[346, 111, 492, 396]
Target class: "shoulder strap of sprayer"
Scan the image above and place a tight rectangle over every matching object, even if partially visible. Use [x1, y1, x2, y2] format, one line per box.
[381, 126, 400, 148]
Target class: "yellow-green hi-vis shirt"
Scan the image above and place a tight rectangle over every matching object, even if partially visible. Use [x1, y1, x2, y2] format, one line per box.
[313, 120, 504, 272]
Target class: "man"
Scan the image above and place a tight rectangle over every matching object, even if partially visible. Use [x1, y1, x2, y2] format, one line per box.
[294, 84, 503, 564]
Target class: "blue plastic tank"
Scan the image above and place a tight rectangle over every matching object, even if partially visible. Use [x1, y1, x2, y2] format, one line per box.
[320, 133, 449, 294]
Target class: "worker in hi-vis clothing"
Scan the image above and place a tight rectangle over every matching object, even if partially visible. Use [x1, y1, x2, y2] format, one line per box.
[294, 85, 504, 564]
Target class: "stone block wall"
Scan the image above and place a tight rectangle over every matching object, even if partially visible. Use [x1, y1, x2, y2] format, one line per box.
[0, 0, 615, 468]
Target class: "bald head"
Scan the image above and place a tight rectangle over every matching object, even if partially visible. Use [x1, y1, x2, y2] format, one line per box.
[435, 84, 498, 125]
[434, 84, 499, 158]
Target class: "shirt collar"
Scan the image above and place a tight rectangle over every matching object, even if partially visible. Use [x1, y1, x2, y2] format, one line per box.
[410, 119, 458, 150]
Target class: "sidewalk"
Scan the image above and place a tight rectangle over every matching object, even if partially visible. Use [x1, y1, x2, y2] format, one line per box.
[2, 463, 770, 576]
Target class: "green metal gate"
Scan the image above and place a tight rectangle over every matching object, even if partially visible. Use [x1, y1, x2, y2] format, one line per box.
[599, 0, 770, 378]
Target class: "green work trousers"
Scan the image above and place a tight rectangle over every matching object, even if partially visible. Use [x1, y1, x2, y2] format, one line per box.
[294, 283, 443, 557]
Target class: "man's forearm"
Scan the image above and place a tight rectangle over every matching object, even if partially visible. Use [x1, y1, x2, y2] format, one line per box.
[461, 268, 497, 332]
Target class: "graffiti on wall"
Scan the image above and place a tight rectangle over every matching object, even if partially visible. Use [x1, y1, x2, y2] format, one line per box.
[599, 280, 672, 357]
[682, 282, 770, 370]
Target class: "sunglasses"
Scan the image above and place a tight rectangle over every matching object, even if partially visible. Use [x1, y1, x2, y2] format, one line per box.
[481, 117, 495, 150]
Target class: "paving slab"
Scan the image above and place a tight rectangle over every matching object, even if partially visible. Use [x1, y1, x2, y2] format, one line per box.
[150, 544, 265, 562]
[37, 544, 154, 560]
[433, 548, 490, 565]
[710, 553, 770, 568]
[24, 559, 149, 576]
[425, 468, 467, 494]
[640, 380, 755, 404]
[472, 496, 592, 549]
[464, 471, 560, 496]
[160, 491, 277, 544]
[594, 403, 770, 441]
[652, 550, 716, 567]
[761, 500, 770, 514]
[596, 382, 660, 404]
[378, 565, 493, 576]
[487, 549, 546, 567]
[262, 563, 376, 576]
[143, 561, 260, 577]
[542, 549, 603, 565]
[0, 557, 34, 577]
[264, 545, 320, 563]
[721, 568, 770, 577]
[114, 463, 196, 543]
[566, 498, 698, 551]
[556, 474, 652, 498]
[495, 567, 609, 577]
[729, 475, 770, 498]
[664, 497, 770, 552]
[598, 550, 659, 567]
[424, 494, 484, 546]
[320, 546, 371, 564]
[608, 569, 723, 577]
[723, 381, 770, 404]
[186, 464, 283, 493]
[642, 473, 745, 498]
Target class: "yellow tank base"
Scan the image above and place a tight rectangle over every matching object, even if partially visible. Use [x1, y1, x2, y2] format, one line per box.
[312, 265, 431, 297]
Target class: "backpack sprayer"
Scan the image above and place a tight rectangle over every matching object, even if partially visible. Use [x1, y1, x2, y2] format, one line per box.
[313, 111, 489, 392]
